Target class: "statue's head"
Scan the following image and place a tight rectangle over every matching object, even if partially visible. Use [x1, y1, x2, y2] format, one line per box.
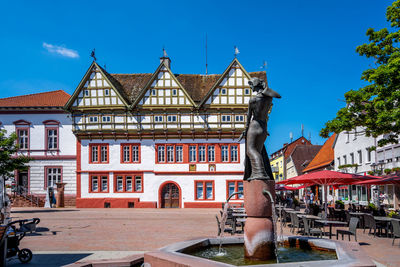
[248, 77, 266, 92]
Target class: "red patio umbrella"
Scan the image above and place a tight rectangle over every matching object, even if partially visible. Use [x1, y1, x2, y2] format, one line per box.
[275, 184, 309, 191]
[352, 174, 400, 185]
[276, 170, 377, 213]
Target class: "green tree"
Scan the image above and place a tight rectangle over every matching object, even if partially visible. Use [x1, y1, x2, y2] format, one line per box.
[0, 129, 31, 179]
[321, 0, 400, 147]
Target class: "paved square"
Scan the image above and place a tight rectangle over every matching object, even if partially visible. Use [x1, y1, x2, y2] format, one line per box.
[7, 207, 400, 267]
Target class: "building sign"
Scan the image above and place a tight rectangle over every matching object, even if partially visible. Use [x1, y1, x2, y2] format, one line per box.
[209, 164, 216, 172]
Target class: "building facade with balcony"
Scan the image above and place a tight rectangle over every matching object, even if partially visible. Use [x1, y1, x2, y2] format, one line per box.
[0, 90, 77, 206]
[66, 57, 267, 208]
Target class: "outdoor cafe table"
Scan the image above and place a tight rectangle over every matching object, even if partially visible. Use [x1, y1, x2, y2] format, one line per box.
[315, 220, 347, 239]
[374, 216, 395, 236]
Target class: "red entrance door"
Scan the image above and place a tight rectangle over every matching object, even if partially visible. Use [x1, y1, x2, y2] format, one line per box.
[161, 183, 180, 208]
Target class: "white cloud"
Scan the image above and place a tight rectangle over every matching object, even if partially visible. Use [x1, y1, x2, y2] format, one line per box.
[43, 42, 79, 58]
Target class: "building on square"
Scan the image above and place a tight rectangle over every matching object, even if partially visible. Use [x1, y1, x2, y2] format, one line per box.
[269, 136, 312, 182]
[0, 90, 77, 206]
[65, 56, 267, 208]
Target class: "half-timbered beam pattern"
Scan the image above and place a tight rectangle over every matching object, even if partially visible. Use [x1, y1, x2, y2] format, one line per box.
[138, 66, 193, 108]
[205, 62, 256, 107]
[72, 68, 125, 108]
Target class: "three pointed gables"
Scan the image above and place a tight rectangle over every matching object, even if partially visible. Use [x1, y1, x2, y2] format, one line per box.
[131, 59, 196, 109]
[64, 61, 130, 111]
[198, 58, 262, 108]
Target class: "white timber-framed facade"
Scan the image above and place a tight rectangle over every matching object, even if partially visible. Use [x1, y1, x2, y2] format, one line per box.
[65, 56, 268, 208]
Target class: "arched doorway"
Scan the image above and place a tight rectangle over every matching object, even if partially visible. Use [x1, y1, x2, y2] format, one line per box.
[160, 182, 180, 208]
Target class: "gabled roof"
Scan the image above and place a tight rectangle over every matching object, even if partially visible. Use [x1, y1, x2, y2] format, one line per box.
[0, 90, 70, 108]
[131, 61, 197, 108]
[65, 58, 268, 109]
[198, 58, 266, 107]
[64, 61, 131, 110]
[288, 145, 322, 175]
[270, 136, 312, 160]
[302, 133, 337, 173]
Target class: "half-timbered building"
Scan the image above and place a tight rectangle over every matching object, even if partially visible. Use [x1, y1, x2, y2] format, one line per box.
[65, 56, 267, 208]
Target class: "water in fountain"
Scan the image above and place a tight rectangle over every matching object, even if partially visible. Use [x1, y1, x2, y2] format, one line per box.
[217, 202, 231, 256]
[270, 201, 279, 263]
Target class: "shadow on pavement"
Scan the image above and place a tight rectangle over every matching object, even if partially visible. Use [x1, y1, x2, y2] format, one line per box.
[7, 253, 91, 266]
[358, 242, 371, 246]
[11, 209, 77, 214]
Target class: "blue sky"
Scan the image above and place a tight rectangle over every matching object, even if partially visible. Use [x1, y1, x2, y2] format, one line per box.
[0, 0, 394, 152]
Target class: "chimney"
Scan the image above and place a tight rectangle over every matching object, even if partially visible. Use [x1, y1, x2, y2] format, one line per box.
[160, 56, 171, 69]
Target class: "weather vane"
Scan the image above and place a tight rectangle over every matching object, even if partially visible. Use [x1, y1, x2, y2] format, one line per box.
[90, 48, 97, 61]
[234, 46, 240, 58]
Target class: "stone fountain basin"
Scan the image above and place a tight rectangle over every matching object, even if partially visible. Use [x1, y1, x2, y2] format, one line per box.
[144, 236, 376, 267]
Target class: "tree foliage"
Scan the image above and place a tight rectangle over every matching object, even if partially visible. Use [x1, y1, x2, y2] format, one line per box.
[321, 0, 400, 146]
[0, 130, 31, 179]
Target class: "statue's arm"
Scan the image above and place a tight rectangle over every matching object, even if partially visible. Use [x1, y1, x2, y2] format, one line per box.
[262, 87, 281, 98]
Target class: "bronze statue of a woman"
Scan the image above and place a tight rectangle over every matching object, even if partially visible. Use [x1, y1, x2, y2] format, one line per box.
[239, 77, 281, 181]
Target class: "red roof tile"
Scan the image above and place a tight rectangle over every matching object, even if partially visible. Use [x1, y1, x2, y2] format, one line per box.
[0, 90, 70, 107]
[302, 133, 337, 173]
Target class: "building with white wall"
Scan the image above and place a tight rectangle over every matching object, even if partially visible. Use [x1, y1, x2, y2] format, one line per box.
[66, 56, 267, 208]
[333, 128, 400, 207]
[0, 90, 76, 205]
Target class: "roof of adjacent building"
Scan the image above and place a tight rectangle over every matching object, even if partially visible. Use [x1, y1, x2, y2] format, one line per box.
[302, 133, 337, 173]
[270, 136, 312, 160]
[288, 145, 323, 175]
[0, 90, 71, 108]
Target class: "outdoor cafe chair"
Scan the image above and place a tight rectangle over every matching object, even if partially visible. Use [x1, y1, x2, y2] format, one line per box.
[215, 215, 233, 236]
[336, 217, 359, 241]
[391, 219, 400, 246]
[290, 213, 303, 234]
[302, 217, 323, 238]
[365, 214, 386, 237]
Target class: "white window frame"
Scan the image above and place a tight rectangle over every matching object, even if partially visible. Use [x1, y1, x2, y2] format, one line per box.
[176, 146, 183, 162]
[89, 116, 98, 123]
[235, 115, 244, 122]
[167, 115, 177, 122]
[208, 145, 215, 162]
[199, 145, 206, 162]
[231, 145, 238, 162]
[221, 145, 229, 162]
[102, 116, 111, 123]
[221, 115, 231, 122]
[154, 116, 163, 122]
[46, 168, 61, 188]
[158, 146, 165, 162]
[167, 146, 174, 162]
[189, 146, 197, 162]
[132, 145, 139, 162]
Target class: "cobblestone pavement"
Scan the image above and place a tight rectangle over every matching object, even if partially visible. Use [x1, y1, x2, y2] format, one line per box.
[8, 208, 400, 267]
